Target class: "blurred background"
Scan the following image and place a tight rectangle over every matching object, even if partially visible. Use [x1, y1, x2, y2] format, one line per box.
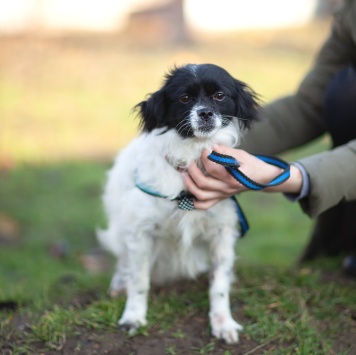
[2, 4, 356, 354]
[0, 0, 342, 301]
[0, 0, 340, 164]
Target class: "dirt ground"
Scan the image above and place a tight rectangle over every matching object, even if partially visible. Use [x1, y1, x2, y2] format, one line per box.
[0, 278, 283, 355]
[1, 308, 276, 355]
[32, 305, 356, 355]
[2, 271, 355, 355]
[34, 314, 272, 355]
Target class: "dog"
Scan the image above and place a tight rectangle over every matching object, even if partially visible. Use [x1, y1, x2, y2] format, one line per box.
[98, 63, 259, 344]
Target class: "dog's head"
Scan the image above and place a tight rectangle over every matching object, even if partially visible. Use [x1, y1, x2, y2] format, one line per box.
[135, 64, 259, 139]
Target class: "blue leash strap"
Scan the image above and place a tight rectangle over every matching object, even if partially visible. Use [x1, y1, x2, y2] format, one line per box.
[208, 151, 291, 237]
[230, 196, 249, 237]
[208, 151, 290, 191]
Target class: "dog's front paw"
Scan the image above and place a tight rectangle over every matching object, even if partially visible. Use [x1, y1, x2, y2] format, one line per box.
[118, 315, 147, 335]
[210, 314, 243, 344]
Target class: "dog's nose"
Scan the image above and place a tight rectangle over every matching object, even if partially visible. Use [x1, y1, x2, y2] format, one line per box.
[197, 108, 214, 121]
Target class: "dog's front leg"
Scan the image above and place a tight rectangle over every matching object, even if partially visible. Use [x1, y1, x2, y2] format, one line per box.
[118, 232, 152, 335]
[209, 227, 242, 344]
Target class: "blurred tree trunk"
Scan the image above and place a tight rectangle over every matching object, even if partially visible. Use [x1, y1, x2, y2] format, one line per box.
[170, 0, 189, 44]
[128, 0, 190, 44]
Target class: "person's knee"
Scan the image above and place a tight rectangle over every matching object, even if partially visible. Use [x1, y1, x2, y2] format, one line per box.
[325, 65, 356, 108]
[324, 65, 356, 146]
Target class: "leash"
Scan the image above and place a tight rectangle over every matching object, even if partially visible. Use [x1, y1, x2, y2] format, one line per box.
[207, 151, 290, 190]
[135, 151, 290, 238]
[207, 150, 290, 236]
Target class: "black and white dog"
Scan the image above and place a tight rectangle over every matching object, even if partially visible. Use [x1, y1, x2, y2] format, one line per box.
[98, 64, 259, 343]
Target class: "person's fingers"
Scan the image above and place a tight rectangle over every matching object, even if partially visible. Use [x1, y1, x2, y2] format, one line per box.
[182, 171, 231, 201]
[186, 162, 239, 195]
[200, 149, 231, 180]
[200, 149, 243, 189]
[193, 197, 223, 210]
[209, 146, 283, 186]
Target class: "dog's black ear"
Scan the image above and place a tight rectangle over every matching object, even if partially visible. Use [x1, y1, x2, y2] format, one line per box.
[234, 79, 260, 129]
[135, 89, 167, 132]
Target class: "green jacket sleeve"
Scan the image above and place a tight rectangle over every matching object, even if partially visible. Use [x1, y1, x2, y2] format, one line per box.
[240, 0, 356, 217]
[298, 140, 356, 217]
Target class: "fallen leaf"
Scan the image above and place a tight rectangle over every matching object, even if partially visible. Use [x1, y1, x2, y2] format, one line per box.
[0, 214, 20, 244]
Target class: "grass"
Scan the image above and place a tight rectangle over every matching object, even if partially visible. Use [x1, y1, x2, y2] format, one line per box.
[1, 20, 355, 354]
[1, 156, 355, 353]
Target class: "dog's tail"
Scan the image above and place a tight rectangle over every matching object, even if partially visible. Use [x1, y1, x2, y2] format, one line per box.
[96, 228, 121, 257]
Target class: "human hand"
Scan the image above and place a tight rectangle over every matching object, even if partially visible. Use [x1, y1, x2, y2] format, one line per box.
[182, 145, 302, 210]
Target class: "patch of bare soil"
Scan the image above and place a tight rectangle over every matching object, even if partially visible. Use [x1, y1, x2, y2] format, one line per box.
[38, 314, 267, 355]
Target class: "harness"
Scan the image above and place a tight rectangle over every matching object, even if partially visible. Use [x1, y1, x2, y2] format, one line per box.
[135, 151, 290, 237]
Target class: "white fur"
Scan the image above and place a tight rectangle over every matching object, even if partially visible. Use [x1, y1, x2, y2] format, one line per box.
[98, 118, 243, 343]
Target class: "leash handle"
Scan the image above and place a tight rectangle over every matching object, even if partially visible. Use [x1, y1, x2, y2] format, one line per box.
[208, 151, 290, 191]
[207, 151, 290, 237]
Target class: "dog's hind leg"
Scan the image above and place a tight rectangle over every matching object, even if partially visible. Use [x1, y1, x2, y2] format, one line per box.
[208, 227, 242, 344]
[97, 227, 128, 298]
[118, 231, 153, 335]
[108, 257, 128, 298]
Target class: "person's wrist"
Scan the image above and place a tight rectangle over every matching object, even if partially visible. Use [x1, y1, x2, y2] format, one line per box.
[257, 160, 283, 186]
[265, 164, 302, 194]
[282, 165, 303, 194]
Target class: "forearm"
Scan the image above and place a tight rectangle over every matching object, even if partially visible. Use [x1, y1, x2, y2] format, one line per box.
[240, 95, 326, 155]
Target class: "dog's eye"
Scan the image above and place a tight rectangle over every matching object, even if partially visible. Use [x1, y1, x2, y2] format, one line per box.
[179, 95, 192, 104]
[214, 92, 226, 101]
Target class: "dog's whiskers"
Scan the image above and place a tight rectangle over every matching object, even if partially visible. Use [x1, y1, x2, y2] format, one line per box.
[222, 114, 248, 122]
[175, 116, 191, 135]
[222, 115, 248, 129]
